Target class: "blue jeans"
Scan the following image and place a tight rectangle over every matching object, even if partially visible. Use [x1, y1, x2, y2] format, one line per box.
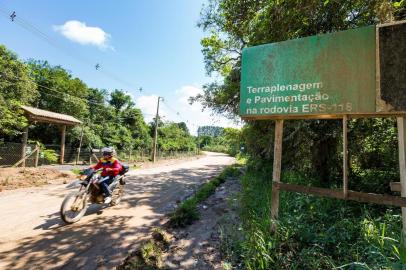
[100, 176, 114, 197]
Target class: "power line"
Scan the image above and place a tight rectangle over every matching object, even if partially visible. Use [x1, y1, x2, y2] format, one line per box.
[0, 71, 174, 125]
[0, 6, 191, 125]
[1, 72, 153, 123]
[162, 99, 198, 127]
[0, 71, 106, 106]
[2, 69, 203, 128]
[91, 114, 155, 124]
[0, 5, 141, 92]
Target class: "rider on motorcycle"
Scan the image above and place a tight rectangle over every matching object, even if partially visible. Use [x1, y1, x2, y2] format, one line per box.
[91, 147, 122, 204]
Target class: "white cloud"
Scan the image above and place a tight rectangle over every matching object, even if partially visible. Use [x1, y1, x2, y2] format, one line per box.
[176, 85, 202, 105]
[174, 85, 241, 135]
[136, 95, 169, 123]
[134, 86, 241, 135]
[53, 20, 113, 50]
[176, 85, 203, 112]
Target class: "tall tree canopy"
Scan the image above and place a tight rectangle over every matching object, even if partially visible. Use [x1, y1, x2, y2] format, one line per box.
[0, 46, 196, 153]
[196, 0, 405, 184]
[0, 45, 38, 136]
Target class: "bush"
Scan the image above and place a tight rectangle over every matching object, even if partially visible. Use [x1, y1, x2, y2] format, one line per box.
[168, 164, 242, 228]
[232, 167, 405, 269]
[168, 199, 199, 228]
[41, 149, 58, 164]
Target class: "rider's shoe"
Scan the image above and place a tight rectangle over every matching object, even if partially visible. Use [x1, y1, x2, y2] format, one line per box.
[104, 196, 112, 204]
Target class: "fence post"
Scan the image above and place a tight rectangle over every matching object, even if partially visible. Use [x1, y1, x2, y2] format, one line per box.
[60, 125, 66, 165]
[34, 142, 40, 167]
[76, 125, 84, 165]
[21, 126, 29, 167]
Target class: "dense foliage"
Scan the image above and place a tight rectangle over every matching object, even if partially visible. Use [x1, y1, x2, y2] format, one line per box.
[197, 0, 406, 268]
[197, 126, 242, 156]
[0, 45, 38, 136]
[228, 167, 405, 269]
[197, 125, 224, 136]
[0, 45, 196, 153]
[196, 0, 404, 182]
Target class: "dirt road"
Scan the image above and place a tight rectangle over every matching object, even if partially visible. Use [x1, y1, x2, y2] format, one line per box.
[0, 152, 235, 270]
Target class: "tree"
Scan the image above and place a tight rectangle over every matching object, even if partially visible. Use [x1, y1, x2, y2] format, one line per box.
[154, 122, 196, 151]
[196, 0, 403, 184]
[109, 89, 133, 112]
[25, 60, 90, 145]
[177, 122, 189, 135]
[0, 44, 156, 153]
[222, 127, 241, 156]
[28, 60, 89, 119]
[0, 45, 38, 136]
[197, 125, 224, 137]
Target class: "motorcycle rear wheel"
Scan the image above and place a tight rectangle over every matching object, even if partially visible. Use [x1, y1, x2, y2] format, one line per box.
[60, 191, 88, 224]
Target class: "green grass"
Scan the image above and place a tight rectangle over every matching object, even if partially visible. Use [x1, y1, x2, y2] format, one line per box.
[222, 167, 406, 270]
[132, 164, 140, 170]
[71, 168, 82, 175]
[168, 163, 242, 228]
[118, 228, 171, 270]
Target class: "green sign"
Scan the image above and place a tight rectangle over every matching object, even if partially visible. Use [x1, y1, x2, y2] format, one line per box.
[240, 26, 376, 119]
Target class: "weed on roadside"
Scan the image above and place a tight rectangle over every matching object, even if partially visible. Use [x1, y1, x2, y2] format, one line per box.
[167, 163, 243, 228]
[225, 167, 405, 269]
[118, 229, 172, 270]
[71, 168, 82, 175]
[168, 198, 199, 228]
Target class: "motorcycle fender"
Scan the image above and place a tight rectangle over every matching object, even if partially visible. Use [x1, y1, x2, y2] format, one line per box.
[66, 180, 85, 189]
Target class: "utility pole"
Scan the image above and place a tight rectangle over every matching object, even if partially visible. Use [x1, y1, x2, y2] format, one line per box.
[152, 97, 163, 162]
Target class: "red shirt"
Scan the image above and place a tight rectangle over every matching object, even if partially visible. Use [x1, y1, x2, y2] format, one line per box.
[92, 157, 122, 177]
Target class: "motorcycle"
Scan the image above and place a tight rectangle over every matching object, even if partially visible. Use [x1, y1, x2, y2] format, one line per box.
[60, 165, 129, 224]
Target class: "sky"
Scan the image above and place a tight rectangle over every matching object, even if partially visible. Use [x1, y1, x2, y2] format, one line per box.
[0, 0, 240, 135]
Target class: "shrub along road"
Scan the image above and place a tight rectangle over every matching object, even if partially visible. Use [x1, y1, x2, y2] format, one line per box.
[0, 152, 235, 270]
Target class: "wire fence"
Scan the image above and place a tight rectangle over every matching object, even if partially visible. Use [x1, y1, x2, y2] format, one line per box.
[0, 142, 200, 167]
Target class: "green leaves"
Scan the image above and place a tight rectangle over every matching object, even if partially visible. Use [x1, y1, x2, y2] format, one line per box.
[156, 122, 196, 152]
[109, 89, 134, 111]
[0, 45, 38, 135]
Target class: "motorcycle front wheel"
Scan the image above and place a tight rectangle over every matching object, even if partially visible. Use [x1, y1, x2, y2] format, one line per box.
[60, 191, 88, 224]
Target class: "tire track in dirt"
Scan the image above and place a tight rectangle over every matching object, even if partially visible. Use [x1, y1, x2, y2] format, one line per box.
[0, 152, 234, 270]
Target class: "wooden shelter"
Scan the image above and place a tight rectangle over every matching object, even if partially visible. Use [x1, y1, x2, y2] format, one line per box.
[20, 106, 82, 165]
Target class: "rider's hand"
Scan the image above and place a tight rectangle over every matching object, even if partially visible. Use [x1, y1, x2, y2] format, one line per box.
[105, 168, 113, 172]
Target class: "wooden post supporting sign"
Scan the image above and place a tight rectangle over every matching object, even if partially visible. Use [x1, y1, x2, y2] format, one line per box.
[343, 115, 349, 198]
[398, 117, 406, 243]
[271, 119, 284, 228]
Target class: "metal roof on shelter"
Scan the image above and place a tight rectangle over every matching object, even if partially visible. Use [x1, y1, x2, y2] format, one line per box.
[21, 105, 82, 125]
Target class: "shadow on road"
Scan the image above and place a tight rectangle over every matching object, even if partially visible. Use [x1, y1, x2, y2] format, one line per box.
[33, 205, 106, 231]
[0, 155, 232, 269]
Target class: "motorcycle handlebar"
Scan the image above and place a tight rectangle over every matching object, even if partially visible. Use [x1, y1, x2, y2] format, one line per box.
[80, 168, 103, 176]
